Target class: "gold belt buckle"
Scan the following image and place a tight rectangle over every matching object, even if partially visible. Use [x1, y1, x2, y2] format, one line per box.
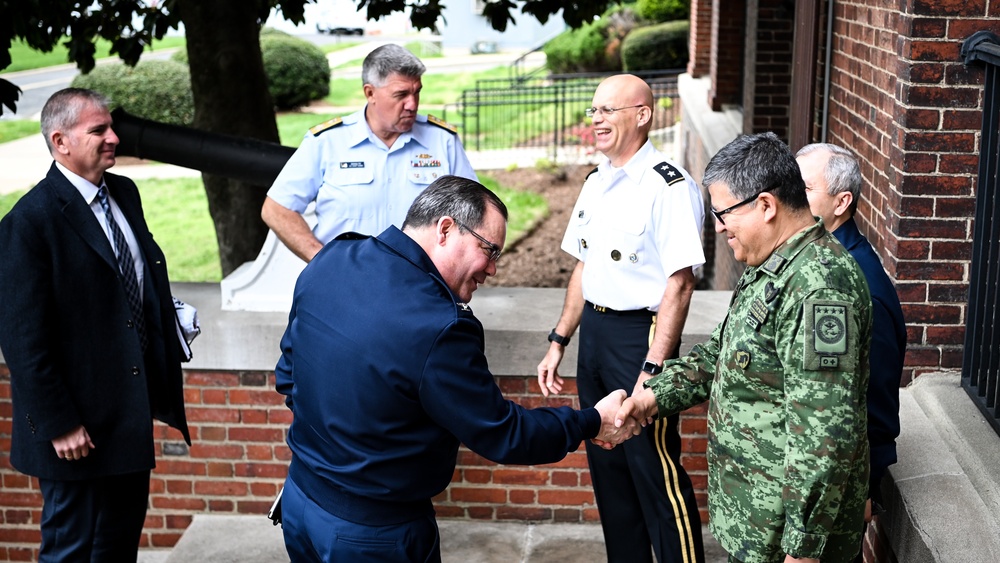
[593, 304, 607, 313]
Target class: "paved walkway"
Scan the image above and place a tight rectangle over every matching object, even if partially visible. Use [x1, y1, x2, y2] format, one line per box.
[135, 516, 728, 563]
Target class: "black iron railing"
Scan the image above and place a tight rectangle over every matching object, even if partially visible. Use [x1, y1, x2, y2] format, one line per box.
[448, 70, 683, 161]
[960, 31, 1000, 435]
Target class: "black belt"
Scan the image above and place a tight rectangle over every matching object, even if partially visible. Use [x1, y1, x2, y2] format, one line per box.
[586, 301, 654, 317]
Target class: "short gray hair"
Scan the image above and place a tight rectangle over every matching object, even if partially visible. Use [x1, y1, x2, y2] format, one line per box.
[40, 88, 111, 153]
[403, 176, 508, 231]
[361, 44, 425, 88]
[796, 143, 862, 216]
[703, 132, 809, 211]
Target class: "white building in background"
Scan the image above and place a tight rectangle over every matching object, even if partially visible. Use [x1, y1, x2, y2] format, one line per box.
[438, 0, 565, 52]
[265, 0, 413, 36]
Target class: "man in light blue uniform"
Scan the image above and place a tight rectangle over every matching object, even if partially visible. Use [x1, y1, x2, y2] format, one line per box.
[262, 44, 477, 262]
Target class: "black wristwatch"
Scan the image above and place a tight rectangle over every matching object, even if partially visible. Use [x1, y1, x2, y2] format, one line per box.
[641, 360, 663, 375]
[547, 329, 571, 347]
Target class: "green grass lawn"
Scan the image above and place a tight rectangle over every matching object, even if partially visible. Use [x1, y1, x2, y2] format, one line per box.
[0, 173, 545, 283]
[0, 120, 39, 143]
[4, 37, 186, 73]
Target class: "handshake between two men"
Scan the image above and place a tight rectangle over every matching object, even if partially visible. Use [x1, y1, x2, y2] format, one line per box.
[589, 379, 660, 450]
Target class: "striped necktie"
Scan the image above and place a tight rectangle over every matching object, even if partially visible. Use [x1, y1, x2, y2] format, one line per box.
[97, 185, 148, 352]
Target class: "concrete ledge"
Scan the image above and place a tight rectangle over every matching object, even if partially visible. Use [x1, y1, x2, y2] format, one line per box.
[884, 373, 1000, 562]
[169, 282, 733, 375]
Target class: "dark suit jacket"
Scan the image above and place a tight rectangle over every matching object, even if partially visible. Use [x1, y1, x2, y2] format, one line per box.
[833, 217, 906, 504]
[0, 163, 190, 481]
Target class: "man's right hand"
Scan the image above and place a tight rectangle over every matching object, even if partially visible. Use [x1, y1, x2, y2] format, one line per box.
[52, 425, 95, 461]
[537, 342, 566, 397]
[592, 390, 640, 449]
[261, 197, 324, 263]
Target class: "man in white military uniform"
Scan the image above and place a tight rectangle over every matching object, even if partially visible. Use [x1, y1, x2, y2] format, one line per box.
[537, 74, 707, 563]
[262, 44, 476, 262]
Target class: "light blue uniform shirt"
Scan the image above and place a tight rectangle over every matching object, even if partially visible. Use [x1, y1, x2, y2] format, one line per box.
[267, 107, 477, 243]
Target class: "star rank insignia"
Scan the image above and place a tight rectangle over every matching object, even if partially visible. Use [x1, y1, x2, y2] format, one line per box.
[653, 161, 686, 186]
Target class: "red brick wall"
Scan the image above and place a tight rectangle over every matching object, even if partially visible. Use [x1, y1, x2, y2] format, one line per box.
[822, 1, 1000, 383]
[0, 366, 709, 561]
[709, 0, 745, 110]
[750, 0, 794, 138]
[688, 0, 714, 77]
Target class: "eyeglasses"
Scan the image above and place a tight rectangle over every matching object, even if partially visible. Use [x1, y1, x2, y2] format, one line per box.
[711, 189, 772, 225]
[455, 220, 502, 262]
[584, 105, 645, 118]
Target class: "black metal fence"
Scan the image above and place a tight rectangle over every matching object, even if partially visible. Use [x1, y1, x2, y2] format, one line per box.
[960, 31, 1000, 435]
[446, 70, 683, 161]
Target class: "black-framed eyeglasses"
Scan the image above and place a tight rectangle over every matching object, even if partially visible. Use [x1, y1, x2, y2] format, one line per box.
[584, 105, 645, 118]
[711, 189, 771, 225]
[455, 220, 502, 262]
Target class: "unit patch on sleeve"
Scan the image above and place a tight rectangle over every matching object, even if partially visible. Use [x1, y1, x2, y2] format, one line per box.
[653, 161, 686, 186]
[310, 117, 344, 136]
[426, 115, 458, 134]
[802, 299, 857, 371]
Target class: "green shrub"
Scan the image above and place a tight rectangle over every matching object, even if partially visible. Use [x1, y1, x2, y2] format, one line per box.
[260, 34, 331, 110]
[71, 59, 194, 125]
[621, 20, 690, 72]
[636, 0, 689, 22]
[544, 3, 648, 74]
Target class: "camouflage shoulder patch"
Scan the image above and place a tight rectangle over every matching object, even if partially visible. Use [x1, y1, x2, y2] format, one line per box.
[802, 298, 858, 371]
[310, 117, 344, 136]
[426, 115, 458, 134]
[653, 161, 686, 186]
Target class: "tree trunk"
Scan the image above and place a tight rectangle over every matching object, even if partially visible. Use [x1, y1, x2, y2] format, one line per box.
[177, 0, 279, 276]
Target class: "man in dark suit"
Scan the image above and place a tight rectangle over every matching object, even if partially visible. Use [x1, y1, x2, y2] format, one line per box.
[0, 88, 190, 562]
[797, 142, 907, 563]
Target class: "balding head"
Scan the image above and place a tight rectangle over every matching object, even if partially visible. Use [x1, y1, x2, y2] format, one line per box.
[589, 74, 654, 166]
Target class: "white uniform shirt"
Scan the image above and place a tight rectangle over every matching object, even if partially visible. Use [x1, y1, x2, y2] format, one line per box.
[561, 140, 705, 312]
[267, 107, 477, 242]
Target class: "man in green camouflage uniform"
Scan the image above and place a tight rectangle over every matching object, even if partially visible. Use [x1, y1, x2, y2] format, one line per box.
[617, 132, 872, 563]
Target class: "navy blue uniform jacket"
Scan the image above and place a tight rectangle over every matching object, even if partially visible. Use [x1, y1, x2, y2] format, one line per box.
[275, 226, 600, 525]
[833, 218, 906, 503]
[0, 164, 190, 481]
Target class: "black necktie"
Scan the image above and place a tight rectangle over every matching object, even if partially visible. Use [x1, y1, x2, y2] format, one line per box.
[97, 185, 148, 351]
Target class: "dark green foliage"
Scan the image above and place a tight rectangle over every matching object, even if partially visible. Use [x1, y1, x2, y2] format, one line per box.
[260, 34, 331, 110]
[544, 3, 646, 73]
[70, 59, 194, 125]
[621, 20, 690, 72]
[636, 0, 690, 22]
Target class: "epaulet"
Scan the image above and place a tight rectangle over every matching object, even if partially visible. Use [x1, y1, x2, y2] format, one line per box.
[309, 117, 344, 137]
[426, 115, 458, 134]
[333, 231, 368, 241]
[653, 161, 686, 186]
[585, 166, 599, 180]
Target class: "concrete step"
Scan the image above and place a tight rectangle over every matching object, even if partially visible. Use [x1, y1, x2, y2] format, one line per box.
[139, 515, 729, 562]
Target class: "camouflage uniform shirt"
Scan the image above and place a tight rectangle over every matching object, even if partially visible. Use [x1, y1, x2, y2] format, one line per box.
[645, 220, 872, 563]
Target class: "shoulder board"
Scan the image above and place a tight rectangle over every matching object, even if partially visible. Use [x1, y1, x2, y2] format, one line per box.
[585, 166, 599, 180]
[333, 231, 368, 241]
[653, 161, 686, 186]
[426, 115, 458, 134]
[309, 117, 344, 137]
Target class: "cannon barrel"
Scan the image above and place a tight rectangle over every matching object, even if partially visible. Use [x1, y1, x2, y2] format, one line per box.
[111, 108, 297, 186]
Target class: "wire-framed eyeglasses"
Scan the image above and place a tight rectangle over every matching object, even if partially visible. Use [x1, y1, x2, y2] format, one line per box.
[584, 105, 645, 118]
[711, 189, 772, 225]
[456, 220, 502, 262]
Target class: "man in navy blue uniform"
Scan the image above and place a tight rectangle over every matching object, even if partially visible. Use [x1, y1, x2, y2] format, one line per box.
[274, 175, 638, 562]
[797, 143, 907, 561]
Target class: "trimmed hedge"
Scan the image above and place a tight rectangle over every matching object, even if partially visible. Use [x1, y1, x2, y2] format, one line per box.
[70, 59, 194, 125]
[621, 20, 690, 72]
[544, 3, 645, 73]
[260, 34, 330, 110]
[636, 0, 690, 22]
